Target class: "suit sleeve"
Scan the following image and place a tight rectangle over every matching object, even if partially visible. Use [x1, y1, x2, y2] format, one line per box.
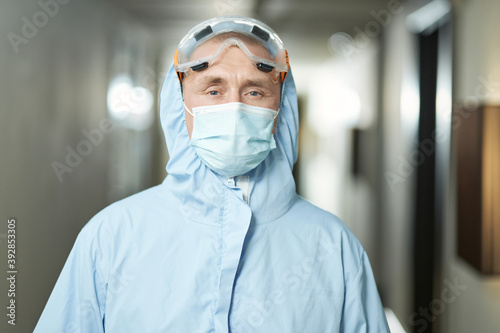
[340, 251, 390, 333]
[34, 225, 107, 333]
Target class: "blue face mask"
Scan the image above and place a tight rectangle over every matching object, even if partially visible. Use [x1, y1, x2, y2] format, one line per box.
[185, 102, 278, 178]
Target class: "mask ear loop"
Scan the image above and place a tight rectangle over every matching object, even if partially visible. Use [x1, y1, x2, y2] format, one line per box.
[184, 102, 194, 117]
[273, 107, 281, 120]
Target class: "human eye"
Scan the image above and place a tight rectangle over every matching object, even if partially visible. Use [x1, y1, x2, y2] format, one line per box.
[204, 86, 224, 97]
[246, 89, 267, 99]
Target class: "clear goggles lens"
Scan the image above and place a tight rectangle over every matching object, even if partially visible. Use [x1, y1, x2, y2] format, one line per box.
[175, 16, 288, 82]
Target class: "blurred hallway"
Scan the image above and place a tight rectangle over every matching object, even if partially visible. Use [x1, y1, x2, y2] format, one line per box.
[1, 0, 500, 332]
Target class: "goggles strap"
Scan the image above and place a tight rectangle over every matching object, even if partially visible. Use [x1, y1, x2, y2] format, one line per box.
[174, 49, 184, 84]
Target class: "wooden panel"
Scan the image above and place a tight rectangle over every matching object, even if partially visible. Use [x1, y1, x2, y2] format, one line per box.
[456, 106, 483, 271]
[483, 106, 500, 273]
[456, 105, 500, 274]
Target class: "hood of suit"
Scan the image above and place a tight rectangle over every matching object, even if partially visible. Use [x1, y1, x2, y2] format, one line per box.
[159, 61, 299, 224]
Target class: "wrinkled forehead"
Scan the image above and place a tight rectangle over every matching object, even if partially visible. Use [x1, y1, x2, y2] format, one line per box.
[189, 32, 273, 62]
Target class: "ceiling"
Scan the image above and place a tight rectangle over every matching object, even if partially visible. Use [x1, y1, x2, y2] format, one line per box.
[106, 0, 429, 61]
[107, 0, 393, 29]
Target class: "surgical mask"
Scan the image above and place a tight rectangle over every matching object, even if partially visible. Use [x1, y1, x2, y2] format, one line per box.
[185, 102, 278, 178]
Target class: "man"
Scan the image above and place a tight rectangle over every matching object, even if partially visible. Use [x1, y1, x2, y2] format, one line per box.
[35, 16, 390, 332]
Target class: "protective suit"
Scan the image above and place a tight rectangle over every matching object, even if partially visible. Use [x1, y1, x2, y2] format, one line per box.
[35, 52, 390, 333]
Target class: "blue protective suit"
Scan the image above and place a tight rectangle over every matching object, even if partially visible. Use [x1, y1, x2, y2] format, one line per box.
[35, 63, 390, 332]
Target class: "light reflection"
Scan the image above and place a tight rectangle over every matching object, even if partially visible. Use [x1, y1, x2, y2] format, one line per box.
[436, 88, 452, 121]
[400, 77, 420, 134]
[308, 77, 362, 136]
[107, 75, 154, 131]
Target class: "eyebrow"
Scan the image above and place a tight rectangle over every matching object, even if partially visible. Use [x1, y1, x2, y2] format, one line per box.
[197, 75, 226, 86]
[244, 78, 270, 89]
[196, 74, 273, 89]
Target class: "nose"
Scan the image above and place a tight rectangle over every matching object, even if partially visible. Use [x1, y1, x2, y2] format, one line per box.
[226, 90, 242, 104]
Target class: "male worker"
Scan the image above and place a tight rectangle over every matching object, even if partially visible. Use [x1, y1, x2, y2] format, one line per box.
[35, 16, 390, 332]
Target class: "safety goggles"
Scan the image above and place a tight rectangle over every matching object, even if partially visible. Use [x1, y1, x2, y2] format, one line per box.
[174, 16, 289, 84]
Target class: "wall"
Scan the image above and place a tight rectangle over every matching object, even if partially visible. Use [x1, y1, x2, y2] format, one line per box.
[294, 5, 420, 329]
[379, 12, 419, 330]
[0, 1, 160, 331]
[291, 27, 385, 297]
[442, 0, 500, 332]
